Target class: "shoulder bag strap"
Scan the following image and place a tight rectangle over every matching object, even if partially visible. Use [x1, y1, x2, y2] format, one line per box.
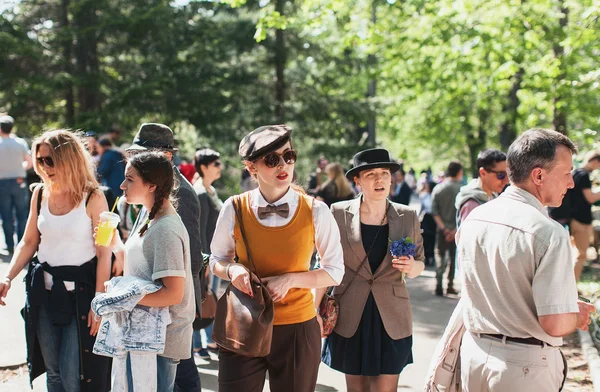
[335, 201, 391, 300]
[85, 189, 95, 206]
[232, 195, 264, 283]
[36, 184, 44, 218]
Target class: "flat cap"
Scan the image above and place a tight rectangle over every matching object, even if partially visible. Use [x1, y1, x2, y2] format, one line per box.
[0, 115, 14, 125]
[127, 123, 178, 152]
[238, 124, 292, 161]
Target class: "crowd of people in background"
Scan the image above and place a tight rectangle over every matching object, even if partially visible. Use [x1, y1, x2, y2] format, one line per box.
[0, 114, 597, 392]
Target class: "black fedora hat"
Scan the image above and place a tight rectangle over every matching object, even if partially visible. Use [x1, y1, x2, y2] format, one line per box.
[127, 123, 178, 152]
[345, 148, 400, 180]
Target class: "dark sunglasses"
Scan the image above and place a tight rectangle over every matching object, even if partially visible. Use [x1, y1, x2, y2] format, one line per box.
[486, 168, 507, 180]
[263, 150, 298, 168]
[211, 161, 222, 167]
[36, 156, 55, 168]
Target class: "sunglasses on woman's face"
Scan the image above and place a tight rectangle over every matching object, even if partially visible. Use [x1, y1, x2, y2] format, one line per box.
[486, 168, 507, 180]
[211, 161, 222, 167]
[36, 156, 55, 168]
[262, 150, 298, 168]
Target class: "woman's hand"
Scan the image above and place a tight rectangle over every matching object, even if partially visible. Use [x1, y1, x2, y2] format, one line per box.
[0, 278, 11, 306]
[229, 264, 255, 298]
[392, 256, 414, 274]
[262, 274, 293, 302]
[88, 308, 101, 336]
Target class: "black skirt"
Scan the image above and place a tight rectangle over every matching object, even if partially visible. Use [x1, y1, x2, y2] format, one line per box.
[322, 292, 413, 376]
[322, 222, 413, 376]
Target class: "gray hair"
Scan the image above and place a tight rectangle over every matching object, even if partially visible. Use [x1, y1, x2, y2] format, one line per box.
[507, 128, 577, 184]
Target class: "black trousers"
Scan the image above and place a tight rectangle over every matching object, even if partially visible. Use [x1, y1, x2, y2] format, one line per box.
[218, 317, 321, 392]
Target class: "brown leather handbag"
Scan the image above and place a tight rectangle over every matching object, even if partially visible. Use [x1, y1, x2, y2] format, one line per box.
[211, 196, 274, 357]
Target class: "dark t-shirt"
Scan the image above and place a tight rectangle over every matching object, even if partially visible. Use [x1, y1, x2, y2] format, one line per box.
[571, 168, 592, 224]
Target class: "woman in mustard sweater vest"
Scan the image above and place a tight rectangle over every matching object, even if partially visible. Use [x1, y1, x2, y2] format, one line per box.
[209, 125, 345, 392]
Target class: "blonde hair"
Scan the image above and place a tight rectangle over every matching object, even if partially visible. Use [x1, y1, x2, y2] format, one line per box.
[32, 130, 99, 206]
[325, 163, 354, 198]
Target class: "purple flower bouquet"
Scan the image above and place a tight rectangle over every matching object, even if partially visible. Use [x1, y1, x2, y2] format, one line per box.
[389, 237, 416, 281]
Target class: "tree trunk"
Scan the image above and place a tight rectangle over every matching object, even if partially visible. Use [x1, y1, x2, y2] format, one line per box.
[499, 68, 523, 151]
[59, 0, 75, 127]
[72, 0, 101, 121]
[274, 0, 286, 123]
[366, 0, 377, 145]
[467, 108, 488, 178]
[553, 0, 568, 135]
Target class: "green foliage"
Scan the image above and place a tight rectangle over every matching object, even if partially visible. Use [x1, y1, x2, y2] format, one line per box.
[2, 0, 600, 188]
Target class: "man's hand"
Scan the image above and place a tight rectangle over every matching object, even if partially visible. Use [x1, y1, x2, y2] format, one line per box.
[262, 274, 293, 303]
[576, 300, 596, 331]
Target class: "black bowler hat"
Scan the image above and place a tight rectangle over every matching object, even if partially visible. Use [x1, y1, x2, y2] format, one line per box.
[239, 124, 292, 161]
[127, 123, 178, 152]
[345, 148, 400, 180]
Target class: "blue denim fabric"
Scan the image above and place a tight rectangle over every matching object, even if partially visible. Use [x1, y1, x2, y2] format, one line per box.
[157, 356, 179, 392]
[0, 178, 29, 250]
[37, 302, 80, 392]
[192, 330, 202, 351]
[92, 276, 171, 357]
[121, 354, 179, 392]
[92, 276, 162, 315]
[174, 347, 200, 392]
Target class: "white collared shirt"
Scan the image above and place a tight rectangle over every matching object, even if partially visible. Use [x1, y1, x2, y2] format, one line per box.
[458, 185, 579, 347]
[209, 187, 345, 284]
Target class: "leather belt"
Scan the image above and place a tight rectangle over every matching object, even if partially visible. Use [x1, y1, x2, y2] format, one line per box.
[481, 333, 546, 347]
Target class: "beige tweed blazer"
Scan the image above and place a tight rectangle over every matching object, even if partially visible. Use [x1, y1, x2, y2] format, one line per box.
[330, 197, 424, 340]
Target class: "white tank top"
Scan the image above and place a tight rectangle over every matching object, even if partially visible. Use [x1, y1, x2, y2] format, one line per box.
[37, 193, 96, 290]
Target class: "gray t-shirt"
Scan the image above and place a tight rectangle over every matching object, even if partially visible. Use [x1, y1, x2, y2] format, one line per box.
[431, 179, 462, 230]
[0, 135, 29, 179]
[124, 213, 195, 360]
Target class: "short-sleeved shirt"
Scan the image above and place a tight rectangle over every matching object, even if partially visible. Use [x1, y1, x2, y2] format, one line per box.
[457, 186, 579, 347]
[0, 135, 29, 179]
[124, 213, 195, 360]
[431, 179, 462, 230]
[571, 168, 593, 224]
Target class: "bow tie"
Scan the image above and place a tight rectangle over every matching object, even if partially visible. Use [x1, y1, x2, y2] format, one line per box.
[257, 203, 290, 219]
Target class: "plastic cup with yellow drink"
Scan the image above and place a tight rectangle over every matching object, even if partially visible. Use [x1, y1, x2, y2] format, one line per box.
[95, 211, 121, 247]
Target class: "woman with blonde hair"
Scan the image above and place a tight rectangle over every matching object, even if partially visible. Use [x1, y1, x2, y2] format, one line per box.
[317, 162, 356, 207]
[0, 130, 112, 391]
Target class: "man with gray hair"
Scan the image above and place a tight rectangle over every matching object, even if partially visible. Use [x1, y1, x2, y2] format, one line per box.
[457, 128, 595, 392]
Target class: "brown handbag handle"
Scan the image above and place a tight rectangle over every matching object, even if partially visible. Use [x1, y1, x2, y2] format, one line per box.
[334, 201, 391, 301]
[232, 195, 264, 284]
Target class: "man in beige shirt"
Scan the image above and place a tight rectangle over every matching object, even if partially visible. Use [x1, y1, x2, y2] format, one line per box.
[457, 128, 596, 392]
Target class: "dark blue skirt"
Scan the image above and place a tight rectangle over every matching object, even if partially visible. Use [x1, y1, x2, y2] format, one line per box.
[322, 292, 413, 376]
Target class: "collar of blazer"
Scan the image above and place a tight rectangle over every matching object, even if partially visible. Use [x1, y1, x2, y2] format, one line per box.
[344, 197, 405, 279]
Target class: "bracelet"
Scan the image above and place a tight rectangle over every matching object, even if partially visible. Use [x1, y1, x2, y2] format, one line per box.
[3, 276, 12, 283]
[225, 264, 233, 281]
